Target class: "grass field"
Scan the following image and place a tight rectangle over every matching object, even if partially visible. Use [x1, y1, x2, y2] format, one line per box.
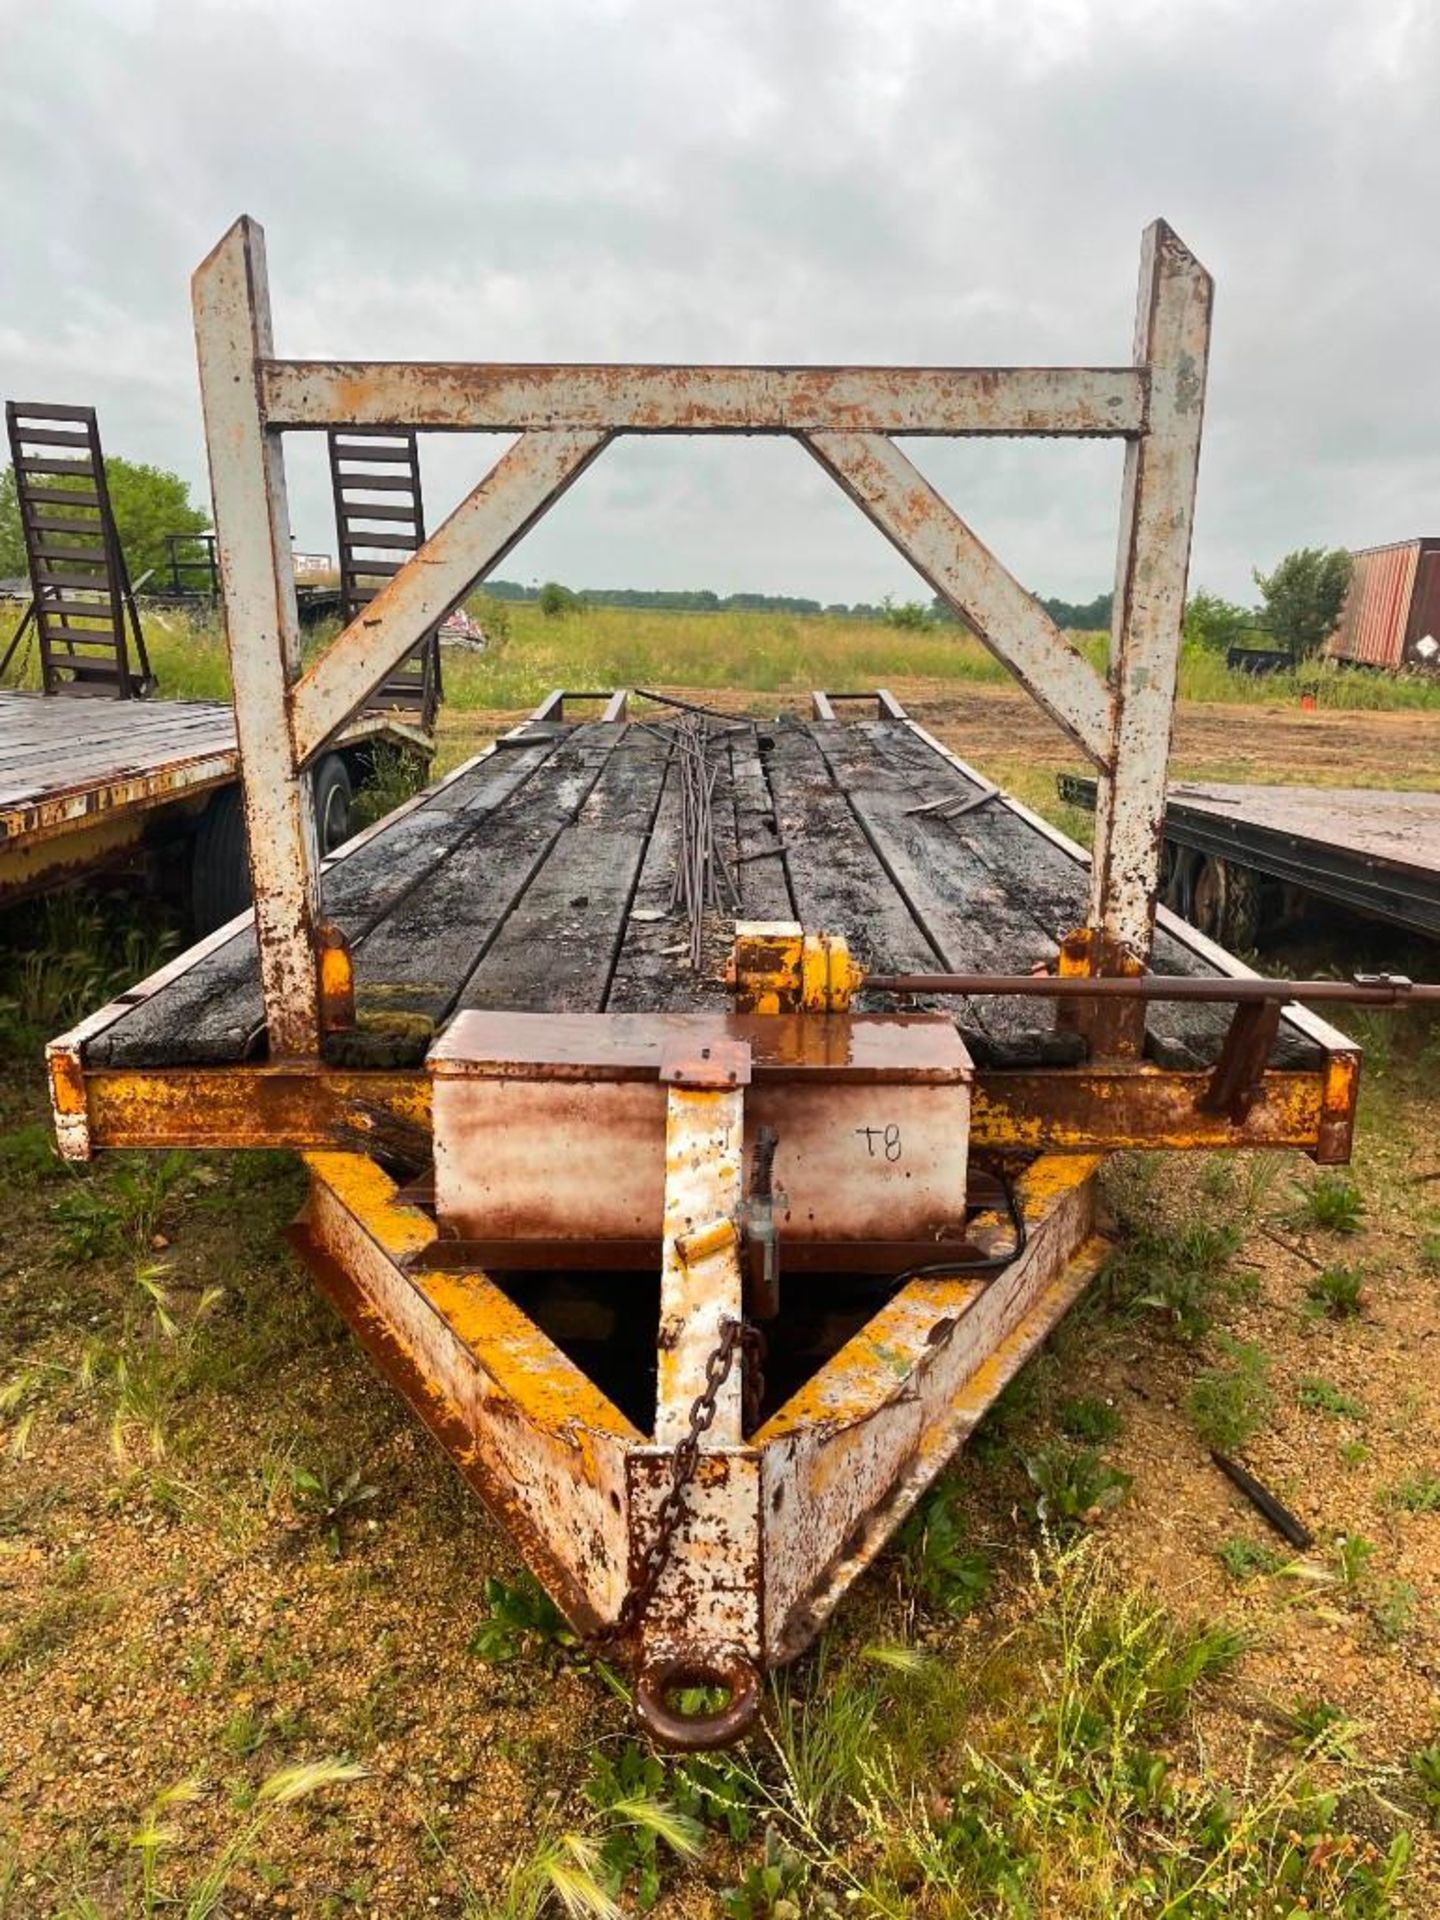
[1, 602, 1439, 1915]
[6, 595, 1440, 718]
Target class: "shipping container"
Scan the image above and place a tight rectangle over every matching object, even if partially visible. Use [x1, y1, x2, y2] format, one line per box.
[1327, 537, 1440, 671]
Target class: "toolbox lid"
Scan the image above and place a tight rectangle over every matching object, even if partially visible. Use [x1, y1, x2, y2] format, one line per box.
[428, 1009, 972, 1085]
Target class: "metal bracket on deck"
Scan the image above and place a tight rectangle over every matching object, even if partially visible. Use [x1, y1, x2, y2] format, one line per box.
[1052, 925, 1147, 1059]
[1198, 997, 1285, 1121]
[316, 921, 356, 1035]
[727, 922, 862, 1014]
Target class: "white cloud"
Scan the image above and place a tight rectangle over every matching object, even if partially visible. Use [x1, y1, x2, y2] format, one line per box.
[2, 0, 1437, 602]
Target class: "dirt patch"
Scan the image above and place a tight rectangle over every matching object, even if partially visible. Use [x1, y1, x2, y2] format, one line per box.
[908, 679, 1440, 787]
[435, 680, 1440, 791]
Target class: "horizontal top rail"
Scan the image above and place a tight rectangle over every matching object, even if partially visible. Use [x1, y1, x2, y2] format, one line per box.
[260, 361, 1149, 437]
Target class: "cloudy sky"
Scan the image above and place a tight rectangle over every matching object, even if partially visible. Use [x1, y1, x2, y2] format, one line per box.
[1, 0, 1436, 606]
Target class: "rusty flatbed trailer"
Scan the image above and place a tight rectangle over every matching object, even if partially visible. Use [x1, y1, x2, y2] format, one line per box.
[0, 688, 429, 921]
[52, 691, 1354, 1152]
[49, 689, 1359, 1747]
[48, 213, 1371, 1748]
[1059, 772, 1440, 946]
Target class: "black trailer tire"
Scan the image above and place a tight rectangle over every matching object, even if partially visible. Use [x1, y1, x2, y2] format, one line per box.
[191, 757, 352, 934]
[1190, 855, 1227, 941]
[1190, 855, 1262, 950]
[191, 785, 251, 933]
[1222, 862, 1262, 950]
[1159, 840, 1184, 912]
[313, 753, 354, 856]
[1166, 846, 1202, 920]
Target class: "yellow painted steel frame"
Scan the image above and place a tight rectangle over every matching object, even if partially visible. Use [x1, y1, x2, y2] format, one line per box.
[51, 1052, 1359, 1165]
[289, 1146, 1108, 1703]
[44, 699, 1361, 1170]
[0, 794, 214, 904]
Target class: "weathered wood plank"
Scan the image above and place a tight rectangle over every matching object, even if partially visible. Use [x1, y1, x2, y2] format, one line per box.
[0, 744, 236, 804]
[89, 735, 564, 1066]
[851, 720, 1217, 1061]
[810, 722, 1083, 1065]
[760, 722, 957, 997]
[730, 725, 795, 922]
[459, 729, 673, 1014]
[1169, 782, 1440, 872]
[350, 724, 630, 1029]
[605, 734, 738, 1013]
[855, 721, 1317, 1068]
[0, 717, 234, 789]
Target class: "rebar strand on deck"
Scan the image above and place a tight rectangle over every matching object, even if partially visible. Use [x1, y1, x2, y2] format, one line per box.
[664, 712, 741, 970]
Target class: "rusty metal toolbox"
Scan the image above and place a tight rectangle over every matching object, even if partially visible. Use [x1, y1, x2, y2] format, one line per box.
[428, 1008, 974, 1267]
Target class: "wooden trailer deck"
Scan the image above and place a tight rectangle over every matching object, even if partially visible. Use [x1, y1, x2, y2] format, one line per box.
[0, 688, 429, 907]
[53, 695, 1358, 1167]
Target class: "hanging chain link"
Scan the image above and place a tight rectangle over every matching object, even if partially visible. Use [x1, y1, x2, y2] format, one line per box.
[601, 1315, 765, 1645]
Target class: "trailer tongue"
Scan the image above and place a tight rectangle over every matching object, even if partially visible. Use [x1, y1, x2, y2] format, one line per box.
[43, 214, 1394, 1747]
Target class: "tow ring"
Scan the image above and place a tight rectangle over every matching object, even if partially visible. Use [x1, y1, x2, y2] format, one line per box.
[635, 1649, 761, 1751]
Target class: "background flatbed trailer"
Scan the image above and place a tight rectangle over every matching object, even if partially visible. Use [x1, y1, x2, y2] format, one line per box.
[0, 688, 429, 924]
[1058, 772, 1440, 947]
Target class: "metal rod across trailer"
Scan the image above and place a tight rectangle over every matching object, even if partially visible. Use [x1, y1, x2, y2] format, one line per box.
[48, 216, 1369, 1749]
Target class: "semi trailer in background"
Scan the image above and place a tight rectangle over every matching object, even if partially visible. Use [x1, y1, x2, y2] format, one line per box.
[1327, 537, 1440, 672]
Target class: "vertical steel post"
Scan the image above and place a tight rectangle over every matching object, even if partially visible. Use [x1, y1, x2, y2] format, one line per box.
[192, 218, 322, 1057]
[1090, 222, 1213, 980]
[655, 1078, 747, 1447]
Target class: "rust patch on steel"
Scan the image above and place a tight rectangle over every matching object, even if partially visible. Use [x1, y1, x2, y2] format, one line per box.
[66, 1055, 1352, 1163]
[972, 1066, 1333, 1154]
[263, 361, 1150, 438]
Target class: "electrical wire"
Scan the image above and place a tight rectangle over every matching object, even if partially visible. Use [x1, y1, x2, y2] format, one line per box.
[890, 1166, 1028, 1283]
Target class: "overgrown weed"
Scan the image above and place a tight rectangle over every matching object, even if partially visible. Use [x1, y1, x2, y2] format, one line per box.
[691, 1539, 1408, 1916]
[1101, 1153, 1265, 1338]
[1185, 1336, 1275, 1453]
[0, 891, 177, 1053]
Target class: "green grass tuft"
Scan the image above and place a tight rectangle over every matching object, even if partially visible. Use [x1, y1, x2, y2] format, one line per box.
[1297, 1376, 1366, 1419]
[1185, 1337, 1274, 1453]
[896, 1482, 993, 1618]
[1291, 1171, 1366, 1235]
[1305, 1265, 1368, 1319]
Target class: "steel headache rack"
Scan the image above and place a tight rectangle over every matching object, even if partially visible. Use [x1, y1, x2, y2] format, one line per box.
[49, 216, 1405, 1749]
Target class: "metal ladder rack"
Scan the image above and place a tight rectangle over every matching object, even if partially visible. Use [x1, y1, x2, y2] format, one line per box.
[327, 427, 441, 731]
[3, 402, 152, 698]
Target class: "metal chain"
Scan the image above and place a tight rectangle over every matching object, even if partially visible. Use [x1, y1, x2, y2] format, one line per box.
[602, 1315, 763, 1644]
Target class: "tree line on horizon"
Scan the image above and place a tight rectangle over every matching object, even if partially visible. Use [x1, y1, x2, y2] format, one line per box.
[0, 453, 1354, 661]
[497, 579, 1117, 628]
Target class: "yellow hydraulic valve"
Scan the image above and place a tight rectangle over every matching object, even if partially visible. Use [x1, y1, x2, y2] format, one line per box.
[726, 920, 863, 1014]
